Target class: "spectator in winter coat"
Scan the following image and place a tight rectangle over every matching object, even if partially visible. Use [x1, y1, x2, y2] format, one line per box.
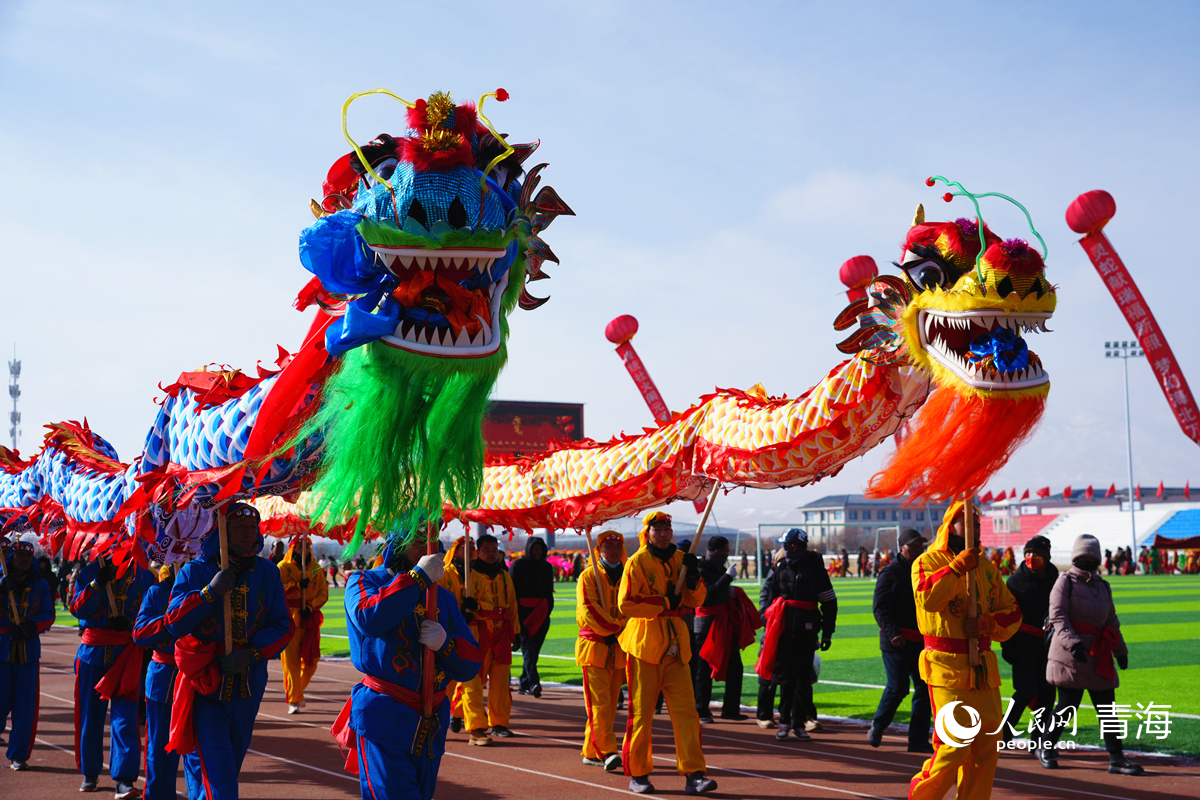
[1041, 534, 1142, 775]
[1000, 536, 1058, 743]
[868, 529, 932, 752]
[511, 536, 555, 697]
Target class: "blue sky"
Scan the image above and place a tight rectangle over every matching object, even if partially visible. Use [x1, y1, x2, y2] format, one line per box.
[1, 1, 1197, 530]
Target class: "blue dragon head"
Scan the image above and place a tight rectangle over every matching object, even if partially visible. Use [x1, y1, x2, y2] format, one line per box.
[291, 89, 573, 546]
[299, 89, 572, 363]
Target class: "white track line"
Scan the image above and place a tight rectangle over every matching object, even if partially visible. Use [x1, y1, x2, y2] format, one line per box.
[442, 751, 641, 796]
[243, 748, 357, 783]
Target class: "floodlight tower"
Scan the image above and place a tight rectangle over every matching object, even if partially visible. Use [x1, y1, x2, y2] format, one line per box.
[1105, 340, 1144, 567]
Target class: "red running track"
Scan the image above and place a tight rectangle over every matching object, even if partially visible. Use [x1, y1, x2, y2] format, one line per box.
[3, 626, 1198, 799]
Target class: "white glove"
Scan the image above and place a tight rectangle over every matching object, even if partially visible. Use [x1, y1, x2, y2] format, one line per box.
[418, 619, 447, 651]
[416, 553, 444, 585]
[727, 565, 738, 577]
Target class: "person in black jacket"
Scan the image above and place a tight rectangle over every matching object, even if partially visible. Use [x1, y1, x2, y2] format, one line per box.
[1000, 535, 1058, 742]
[510, 535, 555, 697]
[868, 528, 933, 752]
[756, 529, 836, 742]
[692, 536, 747, 723]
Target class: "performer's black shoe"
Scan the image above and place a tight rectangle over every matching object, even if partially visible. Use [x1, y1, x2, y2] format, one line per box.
[1108, 756, 1144, 775]
[603, 753, 622, 772]
[449, 716, 463, 733]
[684, 772, 717, 795]
[114, 782, 141, 799]
[907, 742, 934, 754]
[491, 725, 513, 737]
[720, 712, 749, 721]
[629, 775, 655, 794]
[867, 725, 883, 747]
[1036, 747, 1058, 769]
[80, 777, 99, 792]
[532, 685, 542, 698]
[10, 760, 28, 771]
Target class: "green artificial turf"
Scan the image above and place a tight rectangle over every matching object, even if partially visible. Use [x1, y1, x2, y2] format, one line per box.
[315, 574, 1200, 758]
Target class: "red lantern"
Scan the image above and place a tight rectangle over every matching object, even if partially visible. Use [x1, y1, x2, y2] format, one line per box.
[605, 314, 639, 345]
[1065, 190, 1116, 235]
[839, 255, 878, 302]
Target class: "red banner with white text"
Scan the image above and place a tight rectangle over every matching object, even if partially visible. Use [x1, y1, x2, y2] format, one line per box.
[1080, 232, 1200, 444]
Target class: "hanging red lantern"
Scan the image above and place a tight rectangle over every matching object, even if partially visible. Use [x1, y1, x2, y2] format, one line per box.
[839, 255, 878, 302]
[1065, 190, 1116, 235]
[604, 314, 639, 345]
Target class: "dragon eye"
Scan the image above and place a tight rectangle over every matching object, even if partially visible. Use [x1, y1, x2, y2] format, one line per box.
[904, 260, 947, 292]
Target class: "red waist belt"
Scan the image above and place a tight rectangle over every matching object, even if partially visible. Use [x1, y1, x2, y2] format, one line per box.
[659, 607, 690, 618]
[923, 635, 992, 653]
[578, 627, 614, 644]
[754, 598, 818, 682]
[517, 597, 550, 635]
[1070, 619, 1120, 681]
[472, 608, 513, 664]
[1018, 622, 1047, 638]
[331, 674, 446, 770]
[694, 603, 729, 618]
[82, 628, 133, 647]
[86, 628, 142, 703]
[152, 649, 178, 668]
[899, 627, 922, 643]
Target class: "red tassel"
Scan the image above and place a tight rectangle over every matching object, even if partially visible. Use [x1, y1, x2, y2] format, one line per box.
[495, 88, 509, 101]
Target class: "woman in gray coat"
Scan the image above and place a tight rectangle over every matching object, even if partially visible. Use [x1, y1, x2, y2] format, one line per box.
[1041, 534, 1142, 775]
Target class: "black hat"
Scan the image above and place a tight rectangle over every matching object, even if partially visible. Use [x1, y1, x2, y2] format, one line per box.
[1023, 535, 1051, 559]
[776, 528, 808, 545]
[898, 529, 927, 547]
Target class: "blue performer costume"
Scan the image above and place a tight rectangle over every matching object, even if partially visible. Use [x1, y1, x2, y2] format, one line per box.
[133, 567, 203, 800]
[0, 539, 55, 769]
[165, 506, 292, 800]
[332, 542, 482, 800]
[71, 555, 155, 792]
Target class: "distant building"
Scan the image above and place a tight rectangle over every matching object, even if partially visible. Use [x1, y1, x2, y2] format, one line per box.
[796, 495, 952, 553]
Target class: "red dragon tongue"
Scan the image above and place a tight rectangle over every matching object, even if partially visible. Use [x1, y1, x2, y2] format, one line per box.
[865, 388, 1047, 506]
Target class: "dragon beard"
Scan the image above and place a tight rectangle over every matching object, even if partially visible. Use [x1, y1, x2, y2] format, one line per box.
[866, 387, 1046, 505]
[292, 341, 500, 556]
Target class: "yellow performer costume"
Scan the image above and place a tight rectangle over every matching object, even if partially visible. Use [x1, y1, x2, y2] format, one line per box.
[619, 511, 711, 790]
[442, 537, 469, 726]
[279, 536, 329, 709]
[460, 539, 520, 741]
[575, 530, 628, 767]
[909, 502, 1021, 800]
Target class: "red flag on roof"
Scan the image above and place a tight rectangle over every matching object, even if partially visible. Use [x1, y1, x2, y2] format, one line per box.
[980, 490, 994, 503]
[1064, 486, 1073, 499]
[1157, 481, 1165, 499]
[1021, 489, 1030, 501]
[1105, 483, 1116, 498]
[1085, 485, 1094, 500]
[1011, 489, 1017, 500]
[1037, 487, 1050, 499]
[1186, 481, 1191, 500]
[995, 490, 1007, 502]
[1135, 485, 1141, 500]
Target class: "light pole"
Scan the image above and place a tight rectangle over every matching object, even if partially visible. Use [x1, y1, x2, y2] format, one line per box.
[1105, 340, 1144, 569]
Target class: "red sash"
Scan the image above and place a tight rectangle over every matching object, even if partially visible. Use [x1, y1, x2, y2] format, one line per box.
[899, 627, 922, 643]
[89, 629, 143, 703]
[578, 627, 610, 644]
[754, 598, 817, 681]
[1071, 619, 1121, 681]
[658, 607, 689, 618]
[518, 597, 550, 636]
[473, 608, 513, 665]
[331, 674, 447, 772]
[1018, 622, 1047, 638]
[698, 588, 761, 681]
[152, 649, 178, 668]
[923, 634, 992, 653]
[298, 610, 324, 665]
[166, 637, 223, 755]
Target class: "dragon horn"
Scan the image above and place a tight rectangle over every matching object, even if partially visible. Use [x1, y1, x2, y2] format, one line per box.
[912, 204, 925, 227]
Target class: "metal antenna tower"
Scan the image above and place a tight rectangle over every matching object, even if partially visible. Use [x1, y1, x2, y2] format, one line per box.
[8, 345, 20, 451]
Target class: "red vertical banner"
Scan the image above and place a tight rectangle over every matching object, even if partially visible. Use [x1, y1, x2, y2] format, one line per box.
[614, 341, 671, 423]
[1080, 232, 1200, 444]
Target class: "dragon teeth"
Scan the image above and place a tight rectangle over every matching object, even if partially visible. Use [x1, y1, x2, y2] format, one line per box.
[455, 327, 471, 347]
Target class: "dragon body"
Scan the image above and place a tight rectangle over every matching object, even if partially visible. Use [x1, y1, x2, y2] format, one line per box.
[460, 203, 1057, 531]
